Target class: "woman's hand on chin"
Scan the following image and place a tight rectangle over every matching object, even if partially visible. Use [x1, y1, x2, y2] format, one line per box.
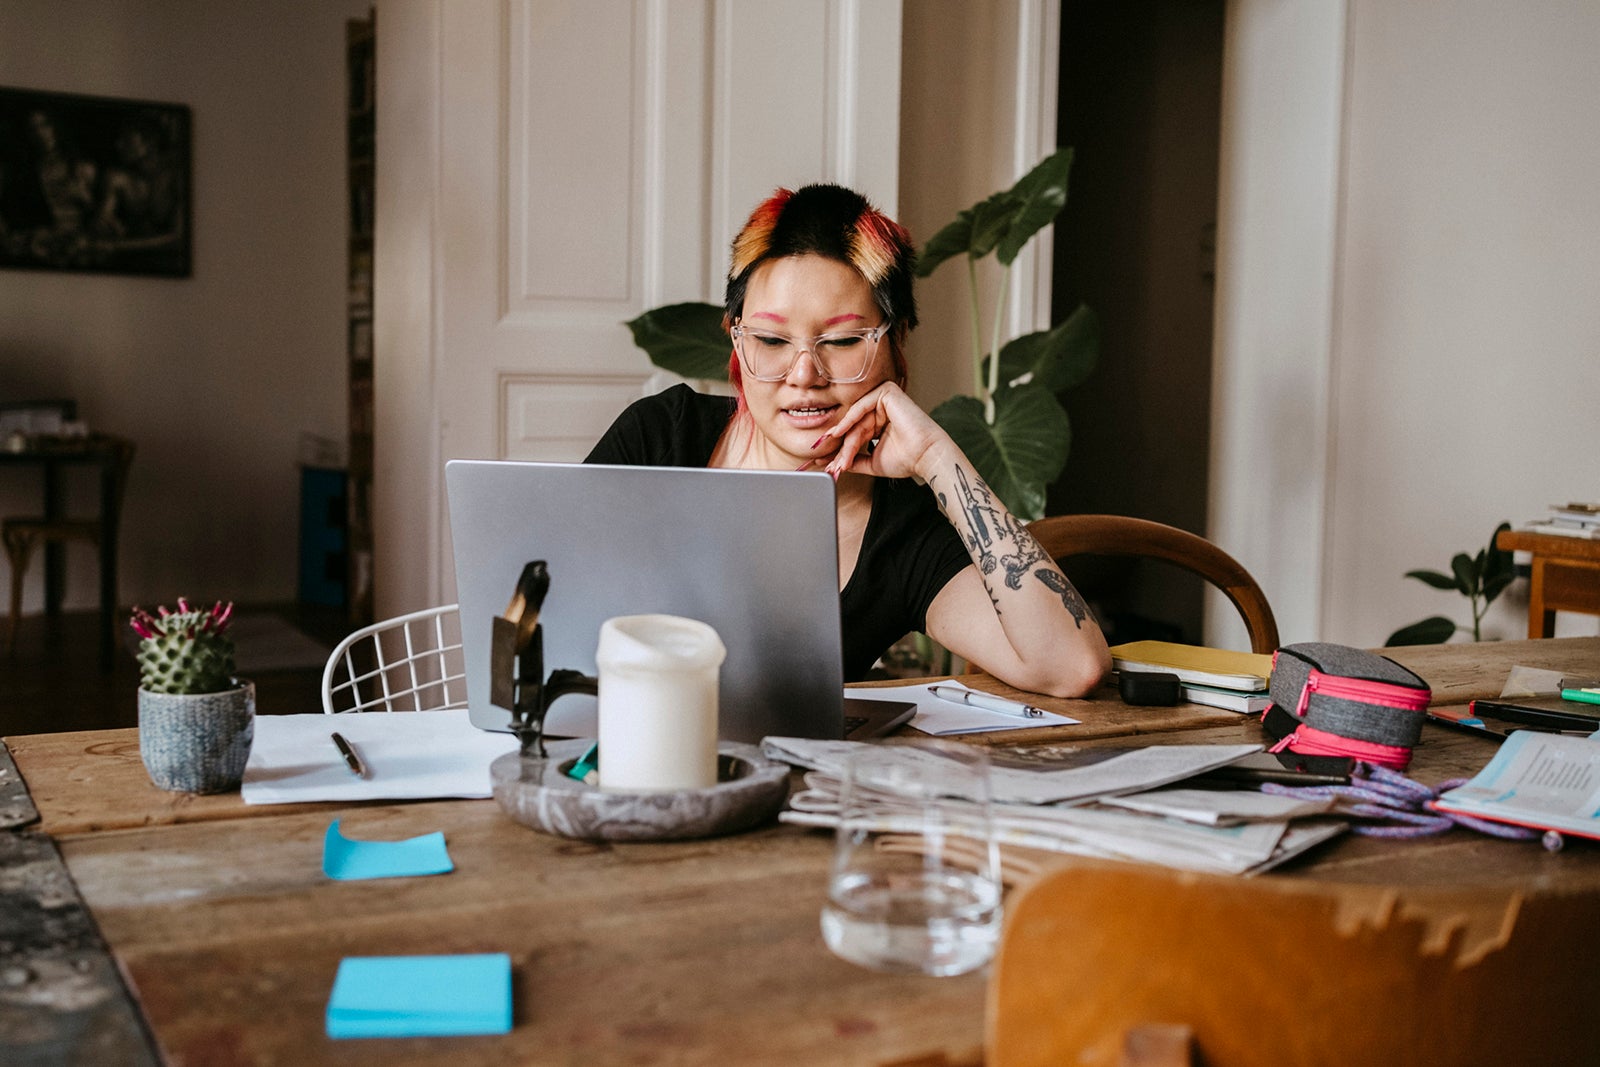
[814, 383, 952, 483]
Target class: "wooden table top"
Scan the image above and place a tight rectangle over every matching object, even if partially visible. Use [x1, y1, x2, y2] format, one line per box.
[7, 635, 1600, 1065]
[1497, 527, 1600, 562]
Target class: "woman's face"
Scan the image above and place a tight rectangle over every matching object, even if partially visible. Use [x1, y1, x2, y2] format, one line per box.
[736, 254, 893, 466]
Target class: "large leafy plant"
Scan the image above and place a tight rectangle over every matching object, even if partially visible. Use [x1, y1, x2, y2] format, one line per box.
[623, 148, 1098, 519]
[912, 147, 1098, 520]
[1385, 522, 1514, 646]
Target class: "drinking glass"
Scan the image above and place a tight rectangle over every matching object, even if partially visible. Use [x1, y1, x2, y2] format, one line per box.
[821, 741, 1002, 976]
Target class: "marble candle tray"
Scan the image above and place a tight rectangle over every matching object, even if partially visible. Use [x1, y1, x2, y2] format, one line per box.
[489, 739, 790, 842]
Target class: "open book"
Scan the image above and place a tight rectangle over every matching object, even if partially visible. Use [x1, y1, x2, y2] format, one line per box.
[1431, 732, 1600, 841]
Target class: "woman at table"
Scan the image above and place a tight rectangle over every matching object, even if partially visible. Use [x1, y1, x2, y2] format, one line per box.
[586, 183, 1109, 696]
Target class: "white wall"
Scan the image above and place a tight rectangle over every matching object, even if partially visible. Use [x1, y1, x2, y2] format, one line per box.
[0, 0, 367, 615]
[1323, 1, 1600, 644]
[1214, 0, 1600, 648]
[899, 0, 1058, 413]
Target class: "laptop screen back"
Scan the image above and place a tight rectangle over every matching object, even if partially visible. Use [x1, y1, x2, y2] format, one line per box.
[444, 460, 844, 743]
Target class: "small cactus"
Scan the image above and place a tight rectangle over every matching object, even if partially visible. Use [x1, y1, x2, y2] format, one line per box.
[130, 598, 237, 695]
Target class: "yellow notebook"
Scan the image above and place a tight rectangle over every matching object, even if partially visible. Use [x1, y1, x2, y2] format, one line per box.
[1109, 641, 1273, 693]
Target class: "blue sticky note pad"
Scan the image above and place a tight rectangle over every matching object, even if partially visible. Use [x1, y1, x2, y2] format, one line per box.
[322, 820, 454, 881]
[326, 953, 513, 1038]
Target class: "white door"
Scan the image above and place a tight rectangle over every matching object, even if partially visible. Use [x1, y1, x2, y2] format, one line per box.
[374, 0, 905, 616]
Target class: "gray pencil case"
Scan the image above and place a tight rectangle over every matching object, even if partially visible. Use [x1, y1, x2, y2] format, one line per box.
[1263, 642, 1432, 769]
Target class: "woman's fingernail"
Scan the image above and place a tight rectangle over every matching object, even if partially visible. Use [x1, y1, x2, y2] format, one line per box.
[795, 460, 813, 472]
[811, 434, 828, 448]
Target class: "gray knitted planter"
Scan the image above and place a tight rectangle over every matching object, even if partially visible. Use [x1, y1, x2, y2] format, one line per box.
[137, 680, 255, 794]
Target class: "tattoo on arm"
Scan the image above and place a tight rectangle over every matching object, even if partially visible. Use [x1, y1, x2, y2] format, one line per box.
[941, 467, 1092, 634]
[1035, 570, 1090, 629]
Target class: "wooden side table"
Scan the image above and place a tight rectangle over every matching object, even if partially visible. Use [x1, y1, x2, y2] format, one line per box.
[1496, 528, 1600, 638]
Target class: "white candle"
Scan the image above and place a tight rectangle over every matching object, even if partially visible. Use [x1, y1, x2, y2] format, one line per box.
[595, 614, 726, 792]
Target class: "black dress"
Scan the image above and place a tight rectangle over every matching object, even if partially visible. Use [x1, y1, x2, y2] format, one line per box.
[585, 385, 971, 681]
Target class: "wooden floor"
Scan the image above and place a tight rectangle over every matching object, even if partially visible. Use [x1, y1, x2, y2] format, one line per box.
[1, 604, 354, 736]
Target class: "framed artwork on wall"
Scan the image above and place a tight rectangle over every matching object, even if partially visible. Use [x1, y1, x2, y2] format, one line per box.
[0, 86, 191, 277]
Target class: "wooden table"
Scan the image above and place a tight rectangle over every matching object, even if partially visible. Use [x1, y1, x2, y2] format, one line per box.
[5, 637, 1599, 1065]
[1497, 527, 1600, 638]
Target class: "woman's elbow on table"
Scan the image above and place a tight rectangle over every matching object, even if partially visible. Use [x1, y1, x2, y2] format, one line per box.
[1008, 645, 1111, 700]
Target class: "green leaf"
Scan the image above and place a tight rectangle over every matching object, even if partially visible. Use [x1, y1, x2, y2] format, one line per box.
[623, 302, 729, 381]
[1482, 570, 1516, 605]
[1404, 569, 1459, 591]
[967, 191, 1019, 260]
[914, 146, 1076, 275]
[1483, 521, 1515, 598]
[915, 209, 978, 278]
[995, 147, 1074, 266]
[994, 305, 1100, 394]
[1384, 616, 1458, 647]
[1450, 552, 1479, 596]
[931, 384, 1071, 522]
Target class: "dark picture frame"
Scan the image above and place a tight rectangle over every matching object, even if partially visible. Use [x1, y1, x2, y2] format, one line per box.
[0, 86, 191, 277]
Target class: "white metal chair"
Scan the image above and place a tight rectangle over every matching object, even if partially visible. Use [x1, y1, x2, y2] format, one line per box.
[321, 604, 468, 714]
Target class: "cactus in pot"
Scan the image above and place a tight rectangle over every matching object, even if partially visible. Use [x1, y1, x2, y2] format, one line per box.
[131, 598, 236, 693]
[130, 598, 254, 793]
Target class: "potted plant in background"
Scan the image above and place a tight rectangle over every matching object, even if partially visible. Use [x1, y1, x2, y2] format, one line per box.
[131, 598, 254, 793]
[624, 147, 1099, 521]
[1385, 522, 1515, 646]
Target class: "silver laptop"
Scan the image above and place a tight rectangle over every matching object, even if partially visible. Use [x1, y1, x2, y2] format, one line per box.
[445, 460, 913, 743]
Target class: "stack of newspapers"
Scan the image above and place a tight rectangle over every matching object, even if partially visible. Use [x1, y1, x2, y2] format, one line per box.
[762, 738, 1348, 877]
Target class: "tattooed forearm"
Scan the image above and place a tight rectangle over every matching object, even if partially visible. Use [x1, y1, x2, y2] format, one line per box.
[942, 467, 1052, 591]
[1035, 569, 1090, 628]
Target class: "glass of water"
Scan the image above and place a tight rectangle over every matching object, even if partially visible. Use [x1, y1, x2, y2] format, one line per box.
[820, 741, 1002, 977]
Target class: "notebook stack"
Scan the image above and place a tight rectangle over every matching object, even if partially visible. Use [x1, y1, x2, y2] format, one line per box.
[1109, 641, 1274, 715]
[1522, 501, 1600, 540]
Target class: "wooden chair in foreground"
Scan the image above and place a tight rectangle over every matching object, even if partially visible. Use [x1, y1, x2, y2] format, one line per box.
[1026, 515, 1280, 654]
[988, 862, 1600, 1067]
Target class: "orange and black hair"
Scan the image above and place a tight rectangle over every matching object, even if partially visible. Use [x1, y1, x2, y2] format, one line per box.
[723, 184, 917, 391]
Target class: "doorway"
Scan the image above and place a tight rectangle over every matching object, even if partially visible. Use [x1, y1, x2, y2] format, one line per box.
[1048, 0, 1226, 645]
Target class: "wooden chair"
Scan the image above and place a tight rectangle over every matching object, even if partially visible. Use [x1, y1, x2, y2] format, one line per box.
[1026, 514, 1280, 654]
[4, 436, 136, 658]
[987, 861, 1600, 1066]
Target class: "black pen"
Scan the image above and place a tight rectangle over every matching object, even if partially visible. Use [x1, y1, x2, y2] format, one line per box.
[331, 732, 367, 778]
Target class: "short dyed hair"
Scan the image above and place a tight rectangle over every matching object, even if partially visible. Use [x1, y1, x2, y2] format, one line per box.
[723, 184, 917, 390]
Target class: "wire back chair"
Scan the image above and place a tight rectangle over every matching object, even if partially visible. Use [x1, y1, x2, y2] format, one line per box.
[321, 604, 468, 714]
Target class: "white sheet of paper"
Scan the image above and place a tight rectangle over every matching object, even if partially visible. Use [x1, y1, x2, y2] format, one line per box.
[242, 710, 519, 804]
[848, 680, 1081, 734]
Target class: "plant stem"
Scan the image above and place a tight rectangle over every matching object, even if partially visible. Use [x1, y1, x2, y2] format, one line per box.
[967, 257, 985, 401]
[986, 266, 1011, 425]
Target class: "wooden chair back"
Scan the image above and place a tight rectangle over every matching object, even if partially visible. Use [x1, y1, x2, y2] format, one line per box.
[3, 436, 136, 654]
[988, 861, 1600, 1067]
[1026, 514, 1280, 654]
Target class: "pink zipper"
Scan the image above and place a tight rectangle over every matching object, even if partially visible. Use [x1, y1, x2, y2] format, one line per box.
[1293, 669, 1431, 718]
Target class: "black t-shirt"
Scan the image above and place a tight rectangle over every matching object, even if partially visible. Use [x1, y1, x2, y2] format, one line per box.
[585, 385, 972, 680]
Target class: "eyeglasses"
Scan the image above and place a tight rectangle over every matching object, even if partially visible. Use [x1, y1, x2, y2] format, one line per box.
[730, 320, 893, 384]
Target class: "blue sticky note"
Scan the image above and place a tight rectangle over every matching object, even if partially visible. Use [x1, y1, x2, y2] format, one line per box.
[322, 820, 454, 881]
[326, 953, 513, 1038]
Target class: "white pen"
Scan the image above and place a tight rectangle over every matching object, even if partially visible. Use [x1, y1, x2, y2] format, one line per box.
[926, 685, 1045, 719]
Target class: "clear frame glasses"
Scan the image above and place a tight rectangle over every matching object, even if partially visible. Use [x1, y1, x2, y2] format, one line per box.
[730, 320, 893, 384]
